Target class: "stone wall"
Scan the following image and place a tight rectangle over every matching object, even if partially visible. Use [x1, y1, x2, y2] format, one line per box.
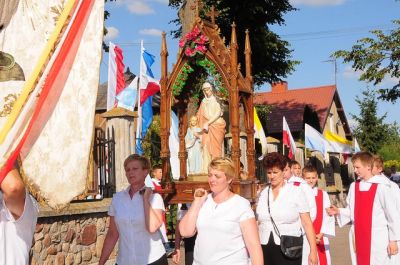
[31, 199, 117, 265]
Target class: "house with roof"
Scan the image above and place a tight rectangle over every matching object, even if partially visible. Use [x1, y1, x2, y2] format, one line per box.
[254, 81, 354, 201]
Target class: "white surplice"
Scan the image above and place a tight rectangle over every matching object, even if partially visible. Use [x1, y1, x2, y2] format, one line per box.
[337, 176, 400, 265]
[301, 187, 335, 265]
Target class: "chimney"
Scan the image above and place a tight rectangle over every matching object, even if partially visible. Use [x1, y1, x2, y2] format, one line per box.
[271, 81, 288, 93]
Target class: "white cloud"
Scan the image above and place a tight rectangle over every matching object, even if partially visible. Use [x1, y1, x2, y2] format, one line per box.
[104, 26, 119, 41]
[342, 66, 363, 79]
[342, 66, 400, 86]
[127, 1, 155, 15]
[290, 0, 345, 6]
[139, 28, 163, 36]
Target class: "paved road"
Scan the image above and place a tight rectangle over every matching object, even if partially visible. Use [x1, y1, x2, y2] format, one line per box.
[169, 224, 352, 265]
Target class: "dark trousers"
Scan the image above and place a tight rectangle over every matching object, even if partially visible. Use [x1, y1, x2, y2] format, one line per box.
[148, 254, 168, 265]
[183, 233, 197, 265]
[262, 233, 301, 265]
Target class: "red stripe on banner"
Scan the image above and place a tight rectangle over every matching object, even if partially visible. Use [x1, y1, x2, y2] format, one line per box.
[354, 182, 377, 265]
[313, 189, 328, 265]
[0, 0, 95, 183]
[140, 82, 160, 105]
[114, 45, 126, 97]
[283, 130, 294, 159]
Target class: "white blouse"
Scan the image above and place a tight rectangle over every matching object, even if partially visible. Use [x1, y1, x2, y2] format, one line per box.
[193, 194, 254, 265]
[0, 190, 38, 265]
[108, 187, 166, 265]
[256, 184, 310, 245]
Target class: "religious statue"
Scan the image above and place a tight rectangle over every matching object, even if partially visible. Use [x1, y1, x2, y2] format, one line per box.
[196, 82, 226, 171]
[185, 115, 203, 174]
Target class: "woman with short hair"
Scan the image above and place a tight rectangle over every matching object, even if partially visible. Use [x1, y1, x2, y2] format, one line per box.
[179, 157, 263, 265]
[256, 152, 318, 265]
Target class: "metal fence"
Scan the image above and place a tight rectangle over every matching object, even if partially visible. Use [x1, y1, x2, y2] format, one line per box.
[93, 127, 116, 198]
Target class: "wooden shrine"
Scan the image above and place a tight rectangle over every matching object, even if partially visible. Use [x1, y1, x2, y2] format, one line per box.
[159, 4, 257, 203]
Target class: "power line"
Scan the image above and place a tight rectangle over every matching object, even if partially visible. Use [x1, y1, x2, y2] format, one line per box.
[280, 25, 395, 41]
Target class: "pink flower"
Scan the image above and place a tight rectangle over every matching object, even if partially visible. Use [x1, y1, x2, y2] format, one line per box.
[196, 35, 208, 45]
[196, 45, 207, 53]
[185, 47, 194, 57]
[179, 39, 186, 48]
[192, 26, 200, 37]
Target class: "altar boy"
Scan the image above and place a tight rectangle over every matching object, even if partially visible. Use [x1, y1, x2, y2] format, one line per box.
[303, 165, 335, 265]
[327, 152, 400, 265]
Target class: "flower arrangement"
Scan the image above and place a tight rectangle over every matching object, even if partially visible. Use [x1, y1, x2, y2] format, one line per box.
[172, 58, 228, 100]
[179, 26, 209, 57]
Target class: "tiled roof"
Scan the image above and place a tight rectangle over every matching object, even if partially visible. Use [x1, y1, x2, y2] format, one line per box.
[254, 84, 336, 134]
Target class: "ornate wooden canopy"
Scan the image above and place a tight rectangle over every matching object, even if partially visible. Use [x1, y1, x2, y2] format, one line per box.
[159, 9, 257, 203]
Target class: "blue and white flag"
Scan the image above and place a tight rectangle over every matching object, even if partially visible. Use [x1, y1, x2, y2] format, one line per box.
[135, 41, 160, 154]
[305, 123, 331, 155]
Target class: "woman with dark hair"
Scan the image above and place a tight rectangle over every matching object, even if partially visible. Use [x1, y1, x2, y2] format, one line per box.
[256, 152, 318, 265]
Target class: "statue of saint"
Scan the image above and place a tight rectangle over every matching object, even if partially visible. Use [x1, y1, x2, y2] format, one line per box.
[196, 82, 226, 171]
[185, 115, 203, 174]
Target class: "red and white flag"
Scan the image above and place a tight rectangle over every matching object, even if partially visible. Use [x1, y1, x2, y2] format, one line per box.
[107, 41, 126, 110]
[283, 116, 297, 159]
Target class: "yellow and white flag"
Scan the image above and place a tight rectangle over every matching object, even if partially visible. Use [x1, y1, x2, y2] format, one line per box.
[0, 0, 104, 209]
[254, 107, 268, 158]
[324, 130, 353, 154]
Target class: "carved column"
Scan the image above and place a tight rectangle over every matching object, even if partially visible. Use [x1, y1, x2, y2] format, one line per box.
[229, 22, 240, 179]
[160, 32, 171, 185]
[177, 100, 188, 180]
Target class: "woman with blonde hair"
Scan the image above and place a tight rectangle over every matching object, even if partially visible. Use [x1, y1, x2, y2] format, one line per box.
[179, 157, 263, 265]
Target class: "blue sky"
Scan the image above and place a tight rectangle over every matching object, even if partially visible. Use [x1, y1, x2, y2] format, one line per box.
[101, 0, 400, 127]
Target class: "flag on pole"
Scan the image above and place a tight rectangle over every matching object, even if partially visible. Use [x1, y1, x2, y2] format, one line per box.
[282, 116, 296, 159]
[107, 42, 126, 110]
[135, 41, 161, 154]
[254, 107, 268, 158]
[305, 123, 331, 155]
[353, 137, 361, 153]
[324, 130, 353, 154]
[116, 76, 138, 111]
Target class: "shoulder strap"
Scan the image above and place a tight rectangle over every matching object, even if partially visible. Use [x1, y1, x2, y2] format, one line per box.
[267, 187, 281, 238]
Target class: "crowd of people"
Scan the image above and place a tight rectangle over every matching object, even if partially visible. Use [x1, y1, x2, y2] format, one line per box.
[1, 151, 400, 265]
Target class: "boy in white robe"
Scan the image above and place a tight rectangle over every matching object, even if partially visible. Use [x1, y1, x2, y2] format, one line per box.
[302, 165, 335, 265]
[373, 155, 400, 265]
[327, 152, 400, 265]
[286, 159, 317, 265]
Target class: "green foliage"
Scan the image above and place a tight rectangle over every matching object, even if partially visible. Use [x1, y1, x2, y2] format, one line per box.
[255, 104, 272, 123]
[384, 160, 400, 170]
[172, 57, 228, 100]
[143, 115, 162, 166]
[168, 0, 298, 86]
[333, 20, 400, 102]
[378, 123, 400, 161]
[351, 88, 391, 154]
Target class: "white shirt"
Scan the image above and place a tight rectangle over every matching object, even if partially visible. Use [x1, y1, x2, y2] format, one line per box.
[109, 187, 166, 265]
[287, 176, 317, 221]
[256, 184, 309, 245]
[337, 176, 400, 265]
[0, 190, 38, 265]
[193, 194, 254, 265]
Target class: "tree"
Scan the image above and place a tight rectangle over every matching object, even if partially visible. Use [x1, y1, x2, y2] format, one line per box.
[351, 88, 391, 153]
[169, 0, 298, 86]
[378, 123, 400, 161]
[333, 20, 400, 102]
